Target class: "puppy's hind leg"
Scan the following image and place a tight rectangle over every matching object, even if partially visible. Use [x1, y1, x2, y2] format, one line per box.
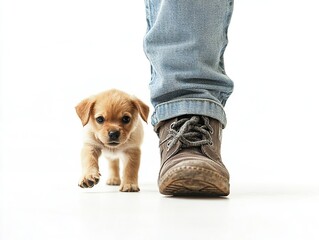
[106, 159, 121, 186]
[120, 148, 140, 192]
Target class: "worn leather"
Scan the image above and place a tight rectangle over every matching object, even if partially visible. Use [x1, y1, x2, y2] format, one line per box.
[156, 116, 229, 184]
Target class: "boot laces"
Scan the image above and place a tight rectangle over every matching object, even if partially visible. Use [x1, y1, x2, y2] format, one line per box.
[163, 116, 214, 150]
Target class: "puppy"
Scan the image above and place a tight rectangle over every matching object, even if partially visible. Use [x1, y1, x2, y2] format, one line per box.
[75, 89, 149, 192]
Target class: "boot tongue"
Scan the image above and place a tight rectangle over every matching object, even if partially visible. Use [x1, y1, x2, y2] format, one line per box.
[158, 116, 214, 160]
[167, 116, 213, 150]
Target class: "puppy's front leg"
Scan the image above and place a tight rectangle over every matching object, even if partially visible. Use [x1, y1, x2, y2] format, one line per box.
[78, 144, 101, 188]
[120, 148, 141, 192]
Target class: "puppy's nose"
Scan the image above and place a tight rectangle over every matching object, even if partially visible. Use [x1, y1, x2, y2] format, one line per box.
[108, 131, 120, 141]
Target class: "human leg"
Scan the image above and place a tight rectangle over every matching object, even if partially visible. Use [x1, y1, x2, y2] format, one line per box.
[144, 0, 234, 196]
[144, 0, 234, 127]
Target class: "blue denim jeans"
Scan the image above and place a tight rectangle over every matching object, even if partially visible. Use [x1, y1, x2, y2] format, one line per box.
[144, 0, 234, 128]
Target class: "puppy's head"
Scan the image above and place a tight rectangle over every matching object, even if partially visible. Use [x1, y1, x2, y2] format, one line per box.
[75, 89, 149, 148]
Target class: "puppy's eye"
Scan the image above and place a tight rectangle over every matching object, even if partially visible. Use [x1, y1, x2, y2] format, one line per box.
[96, 116, 105, 124]
[122, 116, 131, 124]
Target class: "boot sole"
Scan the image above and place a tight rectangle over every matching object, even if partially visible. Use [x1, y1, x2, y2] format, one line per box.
[159, 166, 230, 196]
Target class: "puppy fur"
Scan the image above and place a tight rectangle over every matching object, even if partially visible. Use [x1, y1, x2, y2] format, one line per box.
[75, 89, 149, 192]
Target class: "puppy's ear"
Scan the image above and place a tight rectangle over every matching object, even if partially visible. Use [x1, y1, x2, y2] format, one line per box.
[75, 97, 95, 126]
[132, 97, 149, 123]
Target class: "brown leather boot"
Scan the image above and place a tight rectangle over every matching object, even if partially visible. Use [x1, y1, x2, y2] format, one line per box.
[155, 115, 230, 196]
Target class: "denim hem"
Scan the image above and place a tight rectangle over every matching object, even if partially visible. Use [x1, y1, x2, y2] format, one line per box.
[151, 98, 227, 128]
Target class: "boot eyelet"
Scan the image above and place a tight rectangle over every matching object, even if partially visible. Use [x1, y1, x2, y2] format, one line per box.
[170, 122, 176, 129]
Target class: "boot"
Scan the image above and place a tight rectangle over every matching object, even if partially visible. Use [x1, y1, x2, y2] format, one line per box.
[155, 115, 230, 196]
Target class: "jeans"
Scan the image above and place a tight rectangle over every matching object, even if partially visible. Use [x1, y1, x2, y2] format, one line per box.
[143, 0, 234, 128]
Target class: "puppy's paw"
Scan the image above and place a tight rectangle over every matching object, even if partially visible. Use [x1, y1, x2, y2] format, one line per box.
[106, 177, 121, 186]
[120, 183, 140, 192]
[78, 172, 101, 188]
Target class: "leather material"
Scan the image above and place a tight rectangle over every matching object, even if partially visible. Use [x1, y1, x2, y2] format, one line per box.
[156, 116, 230, 196]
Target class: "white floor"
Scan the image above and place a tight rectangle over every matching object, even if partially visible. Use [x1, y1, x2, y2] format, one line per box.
[1, 180, 319, 240]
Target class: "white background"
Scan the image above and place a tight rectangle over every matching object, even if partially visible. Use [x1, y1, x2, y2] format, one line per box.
[1, 0, 319, 239]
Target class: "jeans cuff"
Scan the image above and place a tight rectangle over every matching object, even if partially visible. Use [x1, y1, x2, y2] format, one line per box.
[151, 98, 227, 128]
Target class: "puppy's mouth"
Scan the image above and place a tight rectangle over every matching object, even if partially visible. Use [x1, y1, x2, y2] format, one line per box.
[107, 141, 120, 147]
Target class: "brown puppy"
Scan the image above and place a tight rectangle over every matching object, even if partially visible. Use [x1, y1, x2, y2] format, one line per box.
[75, 89, 149, 192]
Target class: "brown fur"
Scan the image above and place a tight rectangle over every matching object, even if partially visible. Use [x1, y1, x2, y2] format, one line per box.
[75, 89, 149, 192]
